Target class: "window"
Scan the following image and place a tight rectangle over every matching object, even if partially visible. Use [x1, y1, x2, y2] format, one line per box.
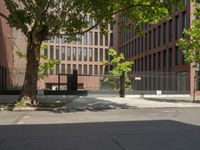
[153, 28, 156, 48]
[175, 16, 179, 40]
[158, 26, 161, 46]
[67, 47, 71, 60]
[61, 46, 65, 60]
[105, 49, 108, 60]
[163, 23, 166, 44]
[95, 32, 98, 45]
[110, 33, 113, 46]
[168, 48, 172, 67]
[149, 31, 151, 50]
[175, 46, 179, 65]
[56, 64, 59, 75]
[182, 12, 187, 36]
[163, 50, 166, 69]
[84, 65, 87, 75]
[61, 64, 65, 74]
[73, 64, 76, 71]
[78, 35, 82, 45]
[100, 65, 103, 74]
[94, 65, 98, 75]
[94, 48, 98, 62]
[50, 46, 54, 59]
[61, 36, 65, 44]
[158, 52, 161, 70]
[44, 48, 48, 58]
[89, 65, 93, 75]
[84, 48, 87, 61]
[89, 48, 93, 61]
[84, 33, 88, 45]
[56, 36, 60, 43]
[105, 33, 108, 46]
[50, 36, 54, 43]
[145, 33, 147, 51]
[100, 48, 103, 61]
[56, 46, 59, 60]
[73, 47, 76, 61]
[78, 47, 82, 61]
[100, 33, 103, 46]
[145, 56, 147, 71]
[149, 55, 152, 71]
[89, 16, 93, 27]
[78, 64, 82, 75]
[67, 64, 71, 74]
[169, 19, 172, 42]
[89, 32, 93, 45]
[153, 53, 156, 71]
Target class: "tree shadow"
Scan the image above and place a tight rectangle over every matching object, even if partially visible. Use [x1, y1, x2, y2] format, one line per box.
[0, 120, 200, 150]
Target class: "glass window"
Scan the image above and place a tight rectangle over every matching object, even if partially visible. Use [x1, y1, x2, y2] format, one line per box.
[78, 64, 82, 75]
[84, 33, 88, 45]
[89, 16, 93, 27]
[163, 50, 166, 69]
[168, 48, 172, 67]
[105, 33, 108, 46]
[50, 46, 54, 59]
[175, 46, 179, 65]
[84, 48, 87, 61]
[67, 64, 71, 74]
[110, 33, 113, 46]
[100, 33, 103, 46]
[56, 46, 59, 60]
[44, 48, 48, 58]
[163, 23, 167, 44]
[61, 36, 65, 44]
[89, 48, 93, 61]
[149, 31, 151, 50]
[61, 64, 65, 74]
[73, 64, 76, 71]
[89, 65, 93, 75]
[67, 47, 71, 60]
[56, 36, 60, 43]
[50, 36, 54, 43]
[94, 48, 98, 62]
[94, 65, 98, 75]
[89, 32, 93, 45]
[153, 28, 156, 48]
[158, 26, 161, 47]
[95, 32, 98, 45]
[78, 35, 82, 45]
[169, 19, 172, 42]
[158, 52, 161, 70]
[78, 47, 82, 61]
[84, 65, 87, 75]
[175, 15, 179, 40]
[56, 64, 59, 75]
[61, 46, 65, 60]
[100, 65, 103, 74]
[73, 47, 76, 61]
[100, 48, 103, 62]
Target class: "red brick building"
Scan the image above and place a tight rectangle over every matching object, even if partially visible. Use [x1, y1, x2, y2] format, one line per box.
[0, 1, 13, 91]
[116, 1, 198, 95]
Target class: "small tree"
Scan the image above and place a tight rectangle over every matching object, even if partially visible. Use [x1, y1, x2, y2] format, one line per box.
[0, 0, 183, 105]
[103, 48, 133, 89]
[177, 3, 200, 64]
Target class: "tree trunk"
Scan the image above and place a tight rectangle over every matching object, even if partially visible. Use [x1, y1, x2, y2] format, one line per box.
[18, 36, 42, 106]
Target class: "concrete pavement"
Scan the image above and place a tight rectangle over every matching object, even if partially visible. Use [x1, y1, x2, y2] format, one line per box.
[1, 108, 200, 150]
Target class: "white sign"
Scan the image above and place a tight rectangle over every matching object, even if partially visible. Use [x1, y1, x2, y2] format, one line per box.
[156, 90, 162, 95]
[135, 77, 141, 80]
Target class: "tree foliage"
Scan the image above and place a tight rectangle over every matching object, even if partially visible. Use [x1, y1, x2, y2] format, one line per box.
[103, 48, 133, 89]
[177, 2, 200, 64]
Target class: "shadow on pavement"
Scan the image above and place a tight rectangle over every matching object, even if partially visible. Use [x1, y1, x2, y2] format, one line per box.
[0, 120, 200, 150]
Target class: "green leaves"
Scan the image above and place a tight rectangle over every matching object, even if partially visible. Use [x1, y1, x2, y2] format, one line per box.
[177, 3, 200, 64]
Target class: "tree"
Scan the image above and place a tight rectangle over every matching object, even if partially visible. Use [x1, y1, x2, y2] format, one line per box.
[177, 3, 200, 65]
[103, 48, 133, 89]
[0, 0, 183, 105]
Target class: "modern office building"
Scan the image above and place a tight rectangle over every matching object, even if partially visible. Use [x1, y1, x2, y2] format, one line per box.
[36, 18, 114, 90]
[115, 1, 198, 95]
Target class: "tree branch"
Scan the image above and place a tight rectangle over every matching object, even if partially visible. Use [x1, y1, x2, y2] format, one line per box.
[0, 12, 8, 20]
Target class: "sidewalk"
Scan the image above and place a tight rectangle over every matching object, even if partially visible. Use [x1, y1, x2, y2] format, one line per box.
[1, 95, 200, 111]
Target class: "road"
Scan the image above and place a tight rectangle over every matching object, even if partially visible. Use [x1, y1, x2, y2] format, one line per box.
[0, 108, 200, 150]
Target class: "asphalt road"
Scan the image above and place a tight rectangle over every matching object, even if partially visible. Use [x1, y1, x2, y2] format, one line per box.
[1, 108, 200, 150]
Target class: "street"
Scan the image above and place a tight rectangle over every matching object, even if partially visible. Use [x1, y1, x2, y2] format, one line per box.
[0, 108, 200, 150]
